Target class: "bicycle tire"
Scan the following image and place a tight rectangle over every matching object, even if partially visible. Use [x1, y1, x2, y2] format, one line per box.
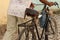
[47, 17, 58, 40]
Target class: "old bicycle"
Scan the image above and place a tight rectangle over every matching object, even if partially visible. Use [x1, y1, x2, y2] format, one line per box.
[18, 2, 59, 40]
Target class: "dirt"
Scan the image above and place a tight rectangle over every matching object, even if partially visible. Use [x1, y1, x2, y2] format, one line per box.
[0, 14, 60, 40]
[0, 24, 7, 40]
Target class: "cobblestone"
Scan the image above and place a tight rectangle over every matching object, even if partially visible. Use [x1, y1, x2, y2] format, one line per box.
[0, 15, 60, 40]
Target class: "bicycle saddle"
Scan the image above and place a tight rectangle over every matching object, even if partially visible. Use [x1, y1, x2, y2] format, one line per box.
[24, 8, 39, 18]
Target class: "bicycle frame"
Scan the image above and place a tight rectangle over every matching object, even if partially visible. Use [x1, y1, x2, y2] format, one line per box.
[18, 17, 41, 40]
[18, 2, 59, 40]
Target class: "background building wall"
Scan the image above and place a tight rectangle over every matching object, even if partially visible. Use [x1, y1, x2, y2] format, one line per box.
[0, 0, 10, 24]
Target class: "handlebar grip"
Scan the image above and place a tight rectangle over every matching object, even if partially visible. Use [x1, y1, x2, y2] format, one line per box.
[54, 2, 59, 8]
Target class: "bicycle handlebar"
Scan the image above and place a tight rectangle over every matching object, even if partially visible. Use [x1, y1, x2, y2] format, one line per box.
[43, 2, 59, 11]
[54, 2, 59, 8]
[33, 2, 59, 9]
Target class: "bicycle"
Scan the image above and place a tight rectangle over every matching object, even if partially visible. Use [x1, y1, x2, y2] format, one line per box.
[18, 2, 59, 40]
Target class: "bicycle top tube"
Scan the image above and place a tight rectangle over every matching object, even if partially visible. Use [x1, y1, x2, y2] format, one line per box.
[18, 19, 33, 27]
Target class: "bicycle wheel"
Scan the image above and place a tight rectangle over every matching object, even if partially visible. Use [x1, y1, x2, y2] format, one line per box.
[46, 17, 58, 40]
[40, 17, 58, 40]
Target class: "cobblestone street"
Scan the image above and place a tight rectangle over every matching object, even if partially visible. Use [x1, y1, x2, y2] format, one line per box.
[55, 15, 60, 40]
[0, 14, 60, 40]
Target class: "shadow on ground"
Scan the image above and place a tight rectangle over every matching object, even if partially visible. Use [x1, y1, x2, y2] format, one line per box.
[0, 24, 7, 40]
